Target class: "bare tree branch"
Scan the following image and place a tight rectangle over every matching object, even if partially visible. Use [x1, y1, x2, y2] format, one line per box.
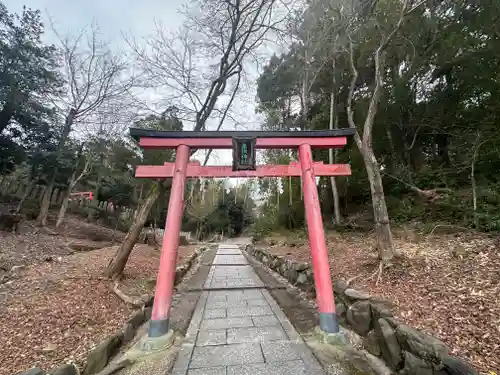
[131, 0, 283, 132]
[346, 39, 363, 150]
[50, 21, 134, 124]
[203, 66, 242, 165]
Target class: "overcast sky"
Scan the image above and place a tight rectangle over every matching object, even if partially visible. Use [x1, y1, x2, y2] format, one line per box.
[4, 0, 186, 43]
[3, 0, 284, 186]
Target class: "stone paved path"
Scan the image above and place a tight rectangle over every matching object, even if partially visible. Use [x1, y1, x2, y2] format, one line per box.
[172, 244, 326, 375]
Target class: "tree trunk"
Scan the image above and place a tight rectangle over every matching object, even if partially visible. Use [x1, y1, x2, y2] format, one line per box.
[56, 192, 71, 228]
[0, 101, 15, 134]
[56, 158, 81, 228]
[37, 109, 76, 226]
[436, 134, 451, 166]
[196, 222, 203, 241]
[37, 181, 54, 226]
[346, 39, 395, 263]
[4, 178, 13, 195]
[300, 43, 310, 131]
[49, 149, 88, 228]
[16, 181, 35, 213]
[91, 152, 107, 219]
[276, 179, 280, 207]
[105, 183, 161, 279]
[329, 162, 341, 225]
[288, 176, 292, 205]
[329, 61, 341, 225]
[385, 125, 398, 172]
[471, 133, 482, 229]
[471, 158, 478, 229]
[362, 146, 394, 262]
[410, 139, 425, 171]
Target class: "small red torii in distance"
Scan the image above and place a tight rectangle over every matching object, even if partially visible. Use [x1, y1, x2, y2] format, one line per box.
[130, 128, 355, 340]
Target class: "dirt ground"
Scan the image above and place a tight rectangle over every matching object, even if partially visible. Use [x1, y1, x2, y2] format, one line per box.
[0, 215, 126, 271]
[0, 215, 199, 375]
[261, 229, 499, 374]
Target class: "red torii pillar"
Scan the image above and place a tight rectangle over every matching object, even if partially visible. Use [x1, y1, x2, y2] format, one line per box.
[130, 129, 354, 338]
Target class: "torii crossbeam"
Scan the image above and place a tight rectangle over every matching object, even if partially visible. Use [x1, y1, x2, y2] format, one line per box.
[130, 128, 355, 340]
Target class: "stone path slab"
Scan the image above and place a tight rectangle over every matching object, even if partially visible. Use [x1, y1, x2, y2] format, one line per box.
[216, 248, 244, 255]
[212, 254, 249, 265]
[203, 265, 264, 289]
[172, 244, 326, 375]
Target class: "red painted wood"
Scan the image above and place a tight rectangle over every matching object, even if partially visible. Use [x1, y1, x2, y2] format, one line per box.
[135, 162, 351, 178]
[140, 134, 349, 337]
[298, 143, 337, 321]
[139, 136, 347, 149]
[150, 144, 190, 328]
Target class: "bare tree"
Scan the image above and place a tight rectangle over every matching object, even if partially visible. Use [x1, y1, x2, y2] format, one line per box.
[104, 0, 285, 279]
[55, 145, 94, 228]
[37, 21, 133, 226]
[344, 0, 426, 279]
[129, 0, 284, 128]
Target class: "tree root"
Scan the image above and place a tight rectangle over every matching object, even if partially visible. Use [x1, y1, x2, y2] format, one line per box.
[348, 261, 391, 287]
[428, 224, 471, 237]
[366, 261, 384, 285]
[346, 274, 362, 286]
[38, 226, 58, 236]
[112, 281, 148, 307]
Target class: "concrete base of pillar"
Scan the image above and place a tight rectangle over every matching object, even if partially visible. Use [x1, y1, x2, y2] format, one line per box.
[315, 326, 348, 346]
[139, 329, 175, 352]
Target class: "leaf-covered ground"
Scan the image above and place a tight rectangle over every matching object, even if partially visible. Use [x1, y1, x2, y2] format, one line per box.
[0, 216, 126, 271]
[0, 216, 198, 375]
[262, 229, 499, 374]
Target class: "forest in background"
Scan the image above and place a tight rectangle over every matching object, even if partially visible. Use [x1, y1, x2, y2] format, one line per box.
[254, 0, 500, 241]
[0, 0, 267, 279]
[1, 0, 500, 277]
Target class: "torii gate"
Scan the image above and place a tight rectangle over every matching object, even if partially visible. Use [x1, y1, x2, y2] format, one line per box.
[130, 128, 355, 339]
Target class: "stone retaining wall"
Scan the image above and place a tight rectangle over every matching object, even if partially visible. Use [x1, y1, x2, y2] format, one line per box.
[20, 246, 207, 375]
[246, 245, 478, 375]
